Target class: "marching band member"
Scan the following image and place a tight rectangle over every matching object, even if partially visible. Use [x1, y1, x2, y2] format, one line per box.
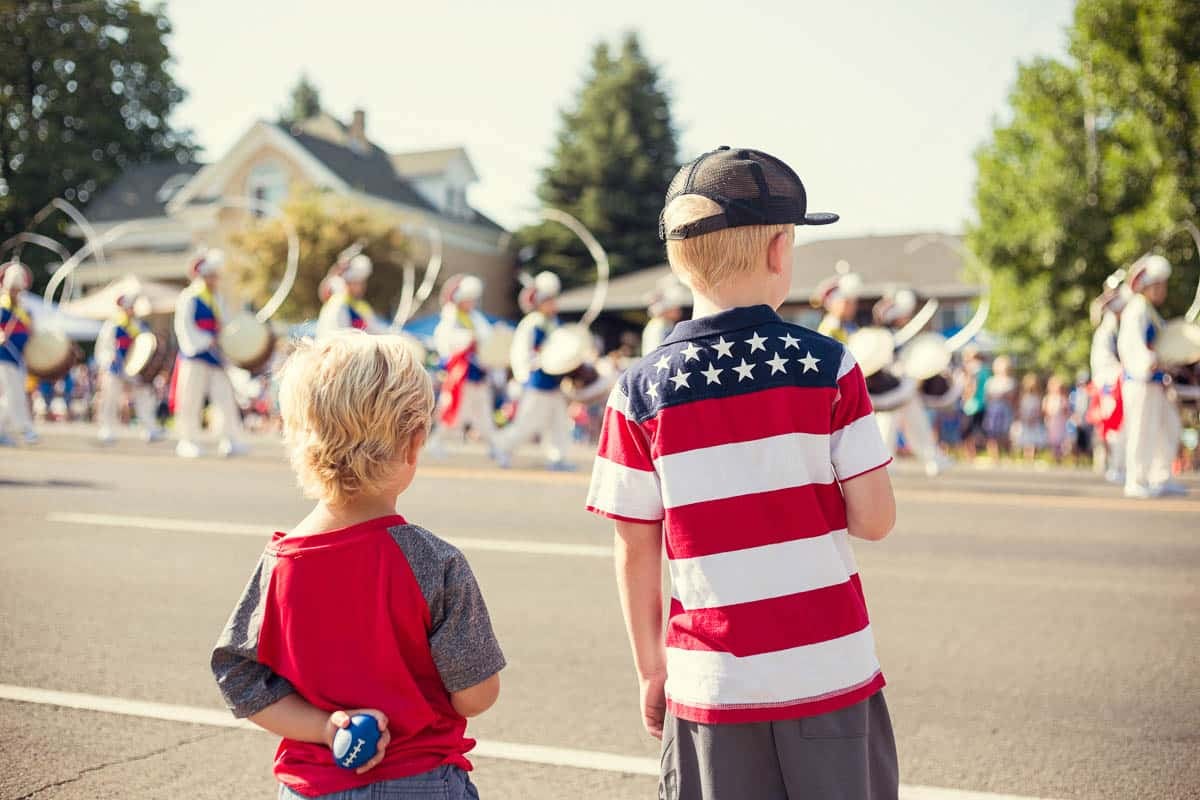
[316, 253, 386, 339]
[172, 249, 247, 459]
[429, 274, 495, 452]
[0, 261, 37, 445]
[873, 288, 946, 476]
[96, 293, 164, 444]
[492, 271, 573, 470]
[642, 277, 692, 356]
[813, 268, 862, 342]
[1089, 271, 1130, 483]
[1117, 255, 1185, 497]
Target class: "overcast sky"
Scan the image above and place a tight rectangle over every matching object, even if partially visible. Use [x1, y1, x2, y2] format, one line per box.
[166, 0, 1075, 241]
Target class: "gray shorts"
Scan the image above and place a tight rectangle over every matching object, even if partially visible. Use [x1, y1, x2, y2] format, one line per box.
[278, 765, 478, 799]
[660, 691, 898, 800]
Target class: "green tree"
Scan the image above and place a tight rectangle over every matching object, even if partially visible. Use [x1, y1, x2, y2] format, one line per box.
[516, 32, 678, 286]
[0, 0, 196, 282]
[278, 73, 322, 126]
[229, 187, 409, 322]
[969, 0, 1200, 373]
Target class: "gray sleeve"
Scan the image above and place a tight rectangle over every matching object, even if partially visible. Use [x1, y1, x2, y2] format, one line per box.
[210, 554, 295, 718]
[389, 525, 506, 694]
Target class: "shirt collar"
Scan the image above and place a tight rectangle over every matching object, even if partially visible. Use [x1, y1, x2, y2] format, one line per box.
[661, 304, 782, 346]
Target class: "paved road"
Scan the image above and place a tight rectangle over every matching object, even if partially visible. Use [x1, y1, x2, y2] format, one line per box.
[1, 429, 1198, 799]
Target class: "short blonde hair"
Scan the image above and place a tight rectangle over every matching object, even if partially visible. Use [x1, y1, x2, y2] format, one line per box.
[663, 195, 794, 291]
[278, 331, 434, 505]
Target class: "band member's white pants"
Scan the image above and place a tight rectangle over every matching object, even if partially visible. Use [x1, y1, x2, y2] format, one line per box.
[97, 371, 158, 437]
[494, 387, 571, 464]
[0, 361, 34, 435]
[175, 359, 242, 446]
[875, 397, 939, 469]
[1122, 380, 1180, 490]
[432, 381, 496, 447]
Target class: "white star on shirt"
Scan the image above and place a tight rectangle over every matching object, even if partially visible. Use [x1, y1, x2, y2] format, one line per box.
[798, 351, 821, 373]
[745, 331, 767, 353]
[779, 332, 801, 350]
[766, 352, 789, 375]
[653, 354, 671, 373]
[670, 369, 692, 390]
[701, 364, 724, 385]
[646, 382, 659, 400]
[733, 358, 757, 382]
[680, 342, 703, 362]
[711, 336, 735, 359]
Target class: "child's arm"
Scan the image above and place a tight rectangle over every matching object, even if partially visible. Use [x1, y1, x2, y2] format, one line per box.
[448, 673, 500, 717]
[614, 519, 667, 739]
[248, 696, 392, 775]
[841, 469, 896, 541]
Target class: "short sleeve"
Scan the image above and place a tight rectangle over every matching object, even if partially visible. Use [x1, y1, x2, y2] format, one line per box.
[830, 348, 891, 481]
[586, 381, 665, 523]
[210, 555, 295, 718]
[429, 552, 506, 694]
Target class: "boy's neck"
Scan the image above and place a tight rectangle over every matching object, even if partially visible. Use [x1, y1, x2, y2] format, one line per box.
[292, 494, 401, 536]
[690, 281, 778, 320]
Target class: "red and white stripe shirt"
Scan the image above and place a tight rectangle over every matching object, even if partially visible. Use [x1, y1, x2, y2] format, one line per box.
[587, 304, 891, 724]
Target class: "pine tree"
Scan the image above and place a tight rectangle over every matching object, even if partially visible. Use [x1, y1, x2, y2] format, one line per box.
[279, 74, 322, 126]
[516, 32, 679, 286]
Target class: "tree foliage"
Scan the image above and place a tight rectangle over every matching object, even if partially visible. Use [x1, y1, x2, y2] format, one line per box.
[278, 73, 321, 126]
[229, 186, 409, 322]
[0, 0, 195, 280]
[969, 0, 1200, 374]
[515, 32, 678, 287]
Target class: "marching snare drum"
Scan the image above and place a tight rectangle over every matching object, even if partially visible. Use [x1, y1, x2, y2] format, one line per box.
[537, 324, 597, 377]
[218, 312, 275, 375]
[477, 326, 514, 371]
[24, 330, 76, 381]
[1157, 319, 1200, 367]
[846, 327, 896, 379]
[123, 331, 176, 383]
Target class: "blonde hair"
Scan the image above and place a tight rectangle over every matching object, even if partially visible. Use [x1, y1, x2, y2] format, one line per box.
[278, 331, 434, 506]
[663, 195, 794, 291]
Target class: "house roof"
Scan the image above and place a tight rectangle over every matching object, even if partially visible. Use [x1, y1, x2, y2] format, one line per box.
[557, 232, 979, 313]
[390, 147, 477, 181]
[279, 124, 438, 212]
[84, 160, 204, 223]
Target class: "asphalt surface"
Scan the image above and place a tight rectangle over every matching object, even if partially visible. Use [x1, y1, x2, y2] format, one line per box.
[1, 425, 1198, 799]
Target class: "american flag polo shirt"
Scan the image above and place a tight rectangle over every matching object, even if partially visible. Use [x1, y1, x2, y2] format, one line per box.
[586, 304, 892, 724]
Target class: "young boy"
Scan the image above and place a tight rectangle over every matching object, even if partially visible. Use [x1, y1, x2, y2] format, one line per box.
[586, 147, 899, 800]
[211, 331, 505, 798]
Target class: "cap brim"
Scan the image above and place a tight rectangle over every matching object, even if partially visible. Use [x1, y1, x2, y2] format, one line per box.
[803, 212, 839, 225]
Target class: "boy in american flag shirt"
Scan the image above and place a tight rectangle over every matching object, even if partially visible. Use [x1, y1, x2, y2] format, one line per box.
[587, 147, 899, 800]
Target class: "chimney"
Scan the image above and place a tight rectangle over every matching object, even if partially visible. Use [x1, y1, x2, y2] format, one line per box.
[349, 108, 367, 152]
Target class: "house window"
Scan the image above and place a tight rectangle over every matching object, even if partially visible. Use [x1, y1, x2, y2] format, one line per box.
[246, 160, 289, 216]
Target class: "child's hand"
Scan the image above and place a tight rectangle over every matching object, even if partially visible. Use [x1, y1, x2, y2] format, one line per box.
[639, 672, 667, 740]
[324, 709, 392, 774]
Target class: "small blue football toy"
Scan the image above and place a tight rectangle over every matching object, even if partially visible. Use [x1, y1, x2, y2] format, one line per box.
[331, 714, 380, 770]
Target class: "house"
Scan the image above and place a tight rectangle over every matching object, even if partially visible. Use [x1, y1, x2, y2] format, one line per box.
[556, 232, 984, 346]
[77, 109, 514, 316]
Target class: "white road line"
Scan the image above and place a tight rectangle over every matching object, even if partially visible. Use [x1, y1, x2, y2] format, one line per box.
[0, 684, 1061, 800]
[44, 512, 613, 558]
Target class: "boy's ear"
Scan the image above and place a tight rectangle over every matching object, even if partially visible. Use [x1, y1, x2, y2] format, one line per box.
[405, 429, 428, 465]
[766, 232, 789, 275]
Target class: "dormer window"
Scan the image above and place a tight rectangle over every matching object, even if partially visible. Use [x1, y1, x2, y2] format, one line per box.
[246, 160, 289, 216]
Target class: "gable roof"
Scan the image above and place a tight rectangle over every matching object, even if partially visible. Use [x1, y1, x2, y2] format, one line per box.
[557, 232, 978, 313]
[279, 124, 438, 211]
[84, 160, 204, 223]
[390, 147, 477, 181]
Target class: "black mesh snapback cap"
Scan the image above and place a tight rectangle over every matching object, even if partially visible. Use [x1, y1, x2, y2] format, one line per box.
[659, 146, 839, 241]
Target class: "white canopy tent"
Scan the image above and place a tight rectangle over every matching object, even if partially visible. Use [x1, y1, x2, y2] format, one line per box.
[59, 275, 181, 320]
[17, 292, 103, 341]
